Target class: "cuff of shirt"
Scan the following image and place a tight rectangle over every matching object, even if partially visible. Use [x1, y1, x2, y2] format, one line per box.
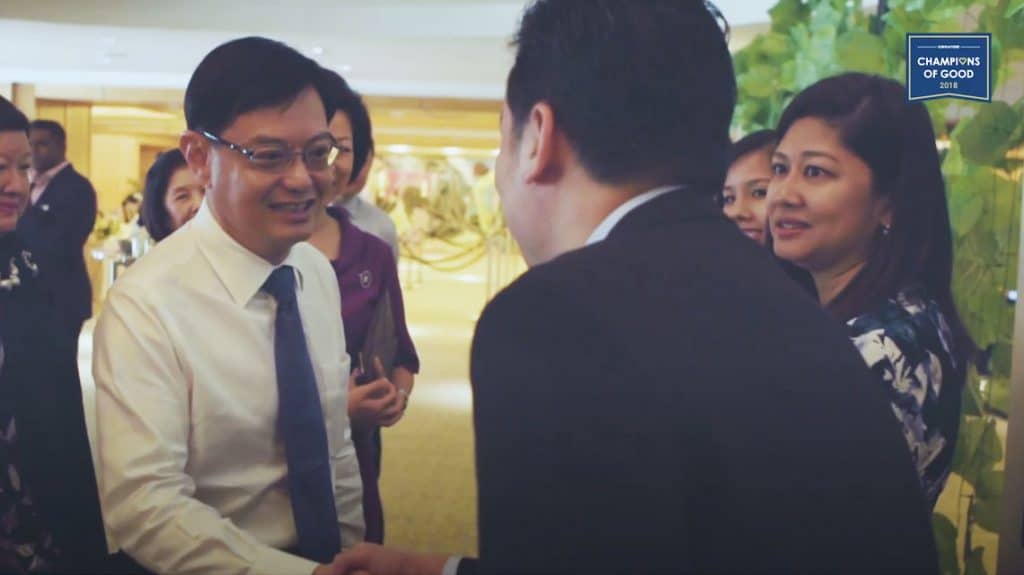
[441, 555, 463, 575]
[253, 545, 320, 575]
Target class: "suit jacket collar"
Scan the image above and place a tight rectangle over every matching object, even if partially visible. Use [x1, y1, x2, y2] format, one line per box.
[30, 162, 72, 206]
[607, 185, 723, 240]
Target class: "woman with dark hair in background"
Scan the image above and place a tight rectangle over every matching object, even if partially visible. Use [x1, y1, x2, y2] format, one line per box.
[768, 72, 974, 507]
[307, 69, 419, 544]
[139, 149, 204, 243]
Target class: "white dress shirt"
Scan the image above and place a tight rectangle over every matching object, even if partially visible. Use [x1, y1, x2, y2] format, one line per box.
[339, 195, 399, 260]
[585, 185, 680, 246]
[93, 201, 364, 575]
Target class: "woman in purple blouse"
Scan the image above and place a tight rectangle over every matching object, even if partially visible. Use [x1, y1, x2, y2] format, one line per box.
[309, 69, 419, 544]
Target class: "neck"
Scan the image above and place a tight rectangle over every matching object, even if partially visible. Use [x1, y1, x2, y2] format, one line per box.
[542, 172, 653, 263]
[207, 201, 292, 266]
[308, 208, 342, 260]
[812, 260, 867, 308]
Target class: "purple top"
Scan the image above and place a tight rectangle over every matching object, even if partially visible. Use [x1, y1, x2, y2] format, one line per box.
[327, 206, 419, 375]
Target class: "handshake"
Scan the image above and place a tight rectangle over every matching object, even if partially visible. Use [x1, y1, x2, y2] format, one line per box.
[315, 544, 451, 575]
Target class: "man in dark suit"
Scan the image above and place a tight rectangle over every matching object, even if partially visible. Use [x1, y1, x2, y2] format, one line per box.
[19, 119, 98, 344]
[331, 1, 939, 574]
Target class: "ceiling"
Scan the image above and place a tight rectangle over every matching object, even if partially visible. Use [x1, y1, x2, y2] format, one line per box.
[0, 0, 774, 99]
[0, 1, 775, 153]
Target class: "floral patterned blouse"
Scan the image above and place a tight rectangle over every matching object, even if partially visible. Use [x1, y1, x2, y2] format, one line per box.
[847, 284, 963, 508]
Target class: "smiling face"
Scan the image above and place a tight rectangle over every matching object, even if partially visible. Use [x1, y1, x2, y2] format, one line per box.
[767, 117, 890, 275]
[163, 166, 204, 233]
[722, 147, 772, 245]
[326, 111, 355, 205]
[188, 86, 334, 264]
[0, 130, 31, 235]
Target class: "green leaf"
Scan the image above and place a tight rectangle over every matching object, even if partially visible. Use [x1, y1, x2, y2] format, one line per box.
[953, 418, 1002, 484]
[954, 102, 1019, 166]
[760, 32, 793, 57]
[974, 493, 1005, 532]
[836, 29, 889, 75]
[992, 342, 1013, 378]
[975, 467, 1004, 501]
[990, 376, 1012, 414]
[962, 377, 985, 416]
[738, 66, 781, 99]
[770, 0, 811, 34]
[932, 512, 959, 575]
[950, 187, 985, 237]
[1007, 0, 1024, 20]
[965, 546, 987, 575]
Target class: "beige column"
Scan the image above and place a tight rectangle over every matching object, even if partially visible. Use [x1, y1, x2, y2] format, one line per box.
[11, 83, 36, 119]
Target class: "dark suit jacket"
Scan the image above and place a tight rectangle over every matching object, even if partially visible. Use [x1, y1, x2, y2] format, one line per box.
[17, 164, 97, 333]
[464, 189, 938, 574]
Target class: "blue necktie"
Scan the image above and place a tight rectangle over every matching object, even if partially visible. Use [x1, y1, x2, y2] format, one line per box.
[262, 265, 341, 563]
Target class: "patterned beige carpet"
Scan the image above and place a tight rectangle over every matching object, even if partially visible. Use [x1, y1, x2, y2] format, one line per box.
[377, 262, 498, 557]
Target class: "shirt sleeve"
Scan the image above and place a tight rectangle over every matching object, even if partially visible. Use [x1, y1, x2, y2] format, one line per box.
[848, 315, 950, 503]
[381, 249, 419, 373]
[93, 285, 320, 575]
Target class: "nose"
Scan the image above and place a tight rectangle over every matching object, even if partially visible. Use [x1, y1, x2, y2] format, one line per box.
[767, 173, 803, 215]
[725, 196, 754, 222]
[280, 155, 315, 192]
[3, 168, 30, 197]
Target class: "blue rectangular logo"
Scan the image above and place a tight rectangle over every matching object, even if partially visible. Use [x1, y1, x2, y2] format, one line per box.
[907, 33, 991, 102]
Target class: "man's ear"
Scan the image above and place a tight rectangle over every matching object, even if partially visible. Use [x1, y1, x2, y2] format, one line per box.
[180, 131, 213, 188]
[519, 102, 560, 186]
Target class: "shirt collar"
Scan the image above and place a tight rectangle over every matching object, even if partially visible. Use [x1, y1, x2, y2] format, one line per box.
[339, 195, 365, 215]
[585, 185, 681, 246]
[30, 161, 70, 186]
[192, 199, 304, 306]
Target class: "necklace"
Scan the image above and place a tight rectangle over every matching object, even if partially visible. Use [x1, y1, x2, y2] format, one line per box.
[0, 251, 38, 292]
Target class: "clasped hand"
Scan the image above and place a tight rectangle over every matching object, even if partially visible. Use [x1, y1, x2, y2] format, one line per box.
[348, 357, 407, 429]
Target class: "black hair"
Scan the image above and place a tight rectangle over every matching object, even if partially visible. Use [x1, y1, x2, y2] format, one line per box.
[726, 129, 777, 170]
[506, 0, 735, 188]
[0, 97, 29, 134]
[28, 119, 65, 143]
[184, 36, 336, 136]
[320, 68, 374, 183]
[141, 149, 188, 242]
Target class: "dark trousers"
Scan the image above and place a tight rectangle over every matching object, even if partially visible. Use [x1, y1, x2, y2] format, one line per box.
[352, 428, 384, 543]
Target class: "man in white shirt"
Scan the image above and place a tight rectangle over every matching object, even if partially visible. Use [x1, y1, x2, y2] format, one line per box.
[93, 37, 363, 575]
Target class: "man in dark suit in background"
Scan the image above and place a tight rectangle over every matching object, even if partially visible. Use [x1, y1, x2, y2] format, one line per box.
[332, 1, 939, 574]
[19, 119, 98, 345]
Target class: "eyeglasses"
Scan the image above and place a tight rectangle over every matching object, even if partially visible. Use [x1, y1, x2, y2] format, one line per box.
[201, 131, 341, 173]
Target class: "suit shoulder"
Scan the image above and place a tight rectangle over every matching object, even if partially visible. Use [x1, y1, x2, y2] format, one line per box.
[476, 262, 586, 340]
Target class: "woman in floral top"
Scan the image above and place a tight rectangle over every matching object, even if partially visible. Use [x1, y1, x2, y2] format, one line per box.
[766, 73, 975, 509]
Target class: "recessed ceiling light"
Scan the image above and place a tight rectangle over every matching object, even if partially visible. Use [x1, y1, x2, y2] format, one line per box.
[310, 46, 324, 56]
[387, 144, 412, 154]
[442, 147, 463, 156]
[340, 64, 352, 73]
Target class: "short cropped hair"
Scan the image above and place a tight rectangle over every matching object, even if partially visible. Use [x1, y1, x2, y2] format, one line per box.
[184, 36, 335, 136]
[506, 0, 735, 187]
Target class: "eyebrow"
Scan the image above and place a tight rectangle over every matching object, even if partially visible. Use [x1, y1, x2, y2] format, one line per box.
[773, 150, 839, 163]
[246, 131, 333, 146]
[744, 177, 769, 187]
